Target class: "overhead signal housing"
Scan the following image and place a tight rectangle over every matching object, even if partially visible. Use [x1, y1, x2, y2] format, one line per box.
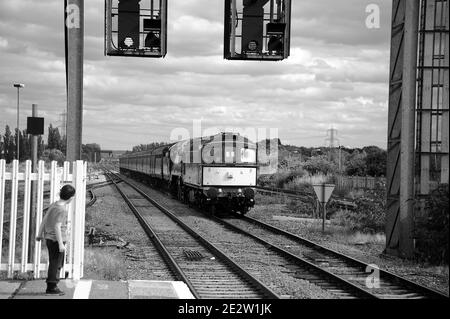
[105, 0, 168, 58]
[224, 0, 291, 61]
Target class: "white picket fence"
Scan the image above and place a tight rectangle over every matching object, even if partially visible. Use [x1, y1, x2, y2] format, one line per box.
[0, 159, 87, 280]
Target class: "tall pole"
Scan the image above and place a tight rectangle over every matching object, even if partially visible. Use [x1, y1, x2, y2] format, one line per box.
[398, 0, 419, 258]
[322, 185, 326, 233]
[16, 88, 19, 160]
[65, 0, 84, 162]
[13, 83, 25, 160]
[28, 104, 39, 262]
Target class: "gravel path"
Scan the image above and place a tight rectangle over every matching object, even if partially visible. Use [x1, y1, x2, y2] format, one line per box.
[84, 185, 174, 281]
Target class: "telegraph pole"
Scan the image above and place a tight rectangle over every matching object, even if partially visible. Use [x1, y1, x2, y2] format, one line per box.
[65, 0, 84, 162]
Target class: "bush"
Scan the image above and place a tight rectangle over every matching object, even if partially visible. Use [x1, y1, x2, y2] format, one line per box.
[415, 184, 449, 265]
[257, 168, 307, 189]
[41, 149, 65, 165]
[334, 188, 385, 233]
[286, 198, 316, 217]
[303, 156, 337, 175]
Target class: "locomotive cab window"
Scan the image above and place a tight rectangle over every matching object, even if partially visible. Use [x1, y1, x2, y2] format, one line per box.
[225, 151, 235, 163]
[241, 148, 256, 163]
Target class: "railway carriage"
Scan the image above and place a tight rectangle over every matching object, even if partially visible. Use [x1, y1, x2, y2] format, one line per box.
[119, 132, 258, 214]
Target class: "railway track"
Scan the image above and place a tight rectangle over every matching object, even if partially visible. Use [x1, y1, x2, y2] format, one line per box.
[255, 186, 357, 210]
[107, 172, 380, 299]
[219, 214, 448, 299]
[105, 171, 448, 299]
[104, 170, 279, 299]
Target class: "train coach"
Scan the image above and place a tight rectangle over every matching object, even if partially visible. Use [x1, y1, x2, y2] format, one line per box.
[119, 132, 258, 214]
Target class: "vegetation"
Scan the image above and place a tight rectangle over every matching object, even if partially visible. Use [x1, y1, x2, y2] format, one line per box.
[415, 184, 449, 265]
[130, 142, 169, 153]
[333, 188, 386, 233]
[0, 124, 101, 164]
[84, 247, 126, 280]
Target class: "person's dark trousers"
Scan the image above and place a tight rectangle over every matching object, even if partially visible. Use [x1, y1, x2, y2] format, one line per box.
[45, 239, 65, 288]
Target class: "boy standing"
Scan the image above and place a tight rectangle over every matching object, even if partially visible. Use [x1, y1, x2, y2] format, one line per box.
[36, 184, 76, 295]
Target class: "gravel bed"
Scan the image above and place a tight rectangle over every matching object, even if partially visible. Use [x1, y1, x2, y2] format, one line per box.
[84, 185, 174, 281]
[126, 180, 337, 299]
[247, 203, 449, 296]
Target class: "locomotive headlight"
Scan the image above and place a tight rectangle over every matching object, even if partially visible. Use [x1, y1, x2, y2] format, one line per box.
[238, 188, 242, 193]
[218, 188, 223, 193]
[124, 37, 134, 47]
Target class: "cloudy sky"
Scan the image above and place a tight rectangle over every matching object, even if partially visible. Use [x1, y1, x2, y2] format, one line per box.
[0, 0, 392, 151]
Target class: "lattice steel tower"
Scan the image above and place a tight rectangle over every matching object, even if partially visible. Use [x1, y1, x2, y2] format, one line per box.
[386, 0, 449, 258]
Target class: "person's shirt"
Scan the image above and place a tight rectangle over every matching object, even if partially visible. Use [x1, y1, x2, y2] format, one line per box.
[42, 202, 68, 242]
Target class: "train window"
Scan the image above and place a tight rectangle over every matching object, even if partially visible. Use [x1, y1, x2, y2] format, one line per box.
[241, 148, 256, 163]
[225, 151, 235, 163]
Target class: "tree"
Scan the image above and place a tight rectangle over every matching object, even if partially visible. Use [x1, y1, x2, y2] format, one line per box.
[38, 135, 44, 158]
[18, 129, 31, 160]
[345, 150, 367, 176]
[3, 125, 15, 163]
[46, 124, 64, 153]
[132, 142, 168, 152]
[303, 155, 337, 175]
[82, 143, 101, 162]
[42, 149, 65, 165]
[60, 135, 67, 155]
[0, 136, 3, 160]
[364, 146, 387, 177]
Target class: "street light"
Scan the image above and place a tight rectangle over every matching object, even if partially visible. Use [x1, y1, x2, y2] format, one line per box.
[13, 83, 25, 161]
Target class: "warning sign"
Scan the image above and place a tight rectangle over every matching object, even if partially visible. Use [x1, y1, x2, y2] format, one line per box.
[312, 184, 335, 204]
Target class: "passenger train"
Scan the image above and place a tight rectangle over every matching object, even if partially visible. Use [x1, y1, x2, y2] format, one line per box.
[119, 132, 258, 214]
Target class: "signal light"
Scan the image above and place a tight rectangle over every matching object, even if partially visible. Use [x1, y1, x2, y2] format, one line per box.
[123, 37, 134, 48]
[247, 40, 259, 51]
[268, 36, 283, 52]
[266, 22, 286, 35]
[117, 0, 139, 50]
[224, 0, 291, 61]
[105, 0, 168, 58]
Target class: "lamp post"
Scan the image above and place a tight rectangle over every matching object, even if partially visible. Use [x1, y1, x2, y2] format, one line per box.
[13, 83, 25, 161]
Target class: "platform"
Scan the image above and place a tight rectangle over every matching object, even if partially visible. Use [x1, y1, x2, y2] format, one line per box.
[0, 279, 195, 299]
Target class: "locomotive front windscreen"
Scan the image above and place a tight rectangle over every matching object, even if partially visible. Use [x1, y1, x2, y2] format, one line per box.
[240, 148, 256, 163]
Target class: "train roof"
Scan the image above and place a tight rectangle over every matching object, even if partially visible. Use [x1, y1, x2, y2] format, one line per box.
[170, 132, 256, 149]
[120, 133, 257, 158]
[120, 143, 175, 158]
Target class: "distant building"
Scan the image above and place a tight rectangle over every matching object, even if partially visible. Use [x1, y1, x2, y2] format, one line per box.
[100, 150, 126, 162]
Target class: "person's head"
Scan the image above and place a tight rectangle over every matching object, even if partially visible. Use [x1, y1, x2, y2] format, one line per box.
[60, 184, 76, 202]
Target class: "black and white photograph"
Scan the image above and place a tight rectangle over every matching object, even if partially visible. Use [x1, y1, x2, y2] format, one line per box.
[0, 0, 448, 314]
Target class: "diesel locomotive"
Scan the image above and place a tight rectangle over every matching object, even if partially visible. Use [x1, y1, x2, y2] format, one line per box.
[119, 132, 258, 214]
